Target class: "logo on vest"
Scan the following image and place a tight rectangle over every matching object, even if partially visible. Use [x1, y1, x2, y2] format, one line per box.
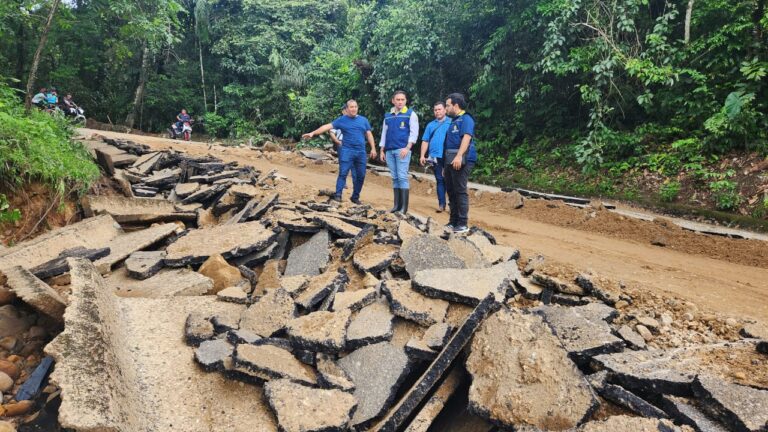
[452, 124, 459, 133]
[399, 121, 406, 129]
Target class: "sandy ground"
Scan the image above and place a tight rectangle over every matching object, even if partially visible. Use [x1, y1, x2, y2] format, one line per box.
[79, 129, 768, 323]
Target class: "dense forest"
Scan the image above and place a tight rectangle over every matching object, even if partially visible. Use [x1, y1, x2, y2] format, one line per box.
[1, 0, 768, 217]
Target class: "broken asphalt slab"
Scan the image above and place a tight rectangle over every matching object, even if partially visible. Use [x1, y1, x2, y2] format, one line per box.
[83, 195, 196, 224]
[94, 223, 179, 273]
[164, 221, 277, 266]
[283, 230, 330, 277]
[382, 280, 449, 327]
[2, 266, 66, 321]
[45, 258, 278, 431]
[264, 379, 358, 432]
[124, 250, 165, 280]
[239, 288, 296, 337]
[399, 234, 465, 278]
[411, 261, 519, 305]
[29, 246, 110, 279]
[692, 375, 768, 432]
[346, 299, 394, 350]
[285, 309, 352, 353]
[111, 268, 213, 297]
[233, 343, 317, 386]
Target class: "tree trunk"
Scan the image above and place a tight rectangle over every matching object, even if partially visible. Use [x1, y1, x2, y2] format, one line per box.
[125, 44, 150, 129]
[684, 0, 695, 44]
[24, 0, 61, 111]
[198, 40, 208, 112]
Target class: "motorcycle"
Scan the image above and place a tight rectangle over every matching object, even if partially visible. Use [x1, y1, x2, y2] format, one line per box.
[64, 106, 86, 124]
[169, 119, 194, 141]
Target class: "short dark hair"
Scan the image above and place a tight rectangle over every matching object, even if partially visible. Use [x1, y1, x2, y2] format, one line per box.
[392, 90, 407, 98]
[345, 99, 358, 107]
[433, 101, 445, 108]
[445, 93, 467, 109]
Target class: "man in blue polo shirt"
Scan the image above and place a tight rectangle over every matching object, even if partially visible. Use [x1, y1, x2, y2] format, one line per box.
[443, 93, 478, 233]
[302, 99, 377, 204]
[419, 101, 451, 213]
[379, 90, 419, 214]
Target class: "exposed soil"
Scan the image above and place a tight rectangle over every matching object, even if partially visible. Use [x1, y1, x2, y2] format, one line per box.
[0, 183, 81, 247]
[72, 129, 768, 324]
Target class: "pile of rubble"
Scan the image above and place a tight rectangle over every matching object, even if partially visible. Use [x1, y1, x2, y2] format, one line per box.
[0, 135, 766, 432]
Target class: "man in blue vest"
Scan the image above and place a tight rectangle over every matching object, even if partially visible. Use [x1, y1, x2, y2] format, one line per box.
[419, 101, 451, 213]
[302, 99, 377, 204]
[443, 93, 478, 233]
[379, 90, 419, 213]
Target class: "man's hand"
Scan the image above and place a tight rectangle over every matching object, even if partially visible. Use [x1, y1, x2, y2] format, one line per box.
[380, 151, 386, 163]
[399, 148, 410, 160]
[451, 155, 463, 170]
[301, 132, 313, 140]
[369, 149, 377, 160]
[419, 156, 427, 166]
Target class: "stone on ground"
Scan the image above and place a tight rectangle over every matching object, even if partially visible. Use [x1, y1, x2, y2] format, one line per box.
[286, 309, 352, 353]
[741, 322, 768, 340]
[405, 337, 436, 361]
[239, 288, 295, 337]
[46, 258, 277, 431]
[692, 375, 768, 432]
[254, 259, 281, 294]
[382, 280, 449, 327]
[316, 353, 355, 392]
[295, 269, 349, 310]
[400, 234, 465, 278]
[264, 378, 357, 432]
[341, 225, 375, 261]
[397, 220, 423, 243]
[466, 308, 597, 430]
[535, 303, 624, 364]
[423, 323, 452, 350]
[174, 182, 200, 198]
[217, 286, 248, 304]
[125, 251, 165, 280]
[531, 273, 586, 296]
[234, 343, 317, 386]
[164, 221, 277, 267]
[284, 230, 330, 277]
[198, 254, 243, 294]
[353, 243, 399, 274]
[332, 288, 378, 312]
[3, 266, 66, 321]
[464, 233, 517, 265]
[280, 275, 311, 297]
[338, 342, 411, 429]
[618, 324, 648, 350]
[185, 312, 215, 346]
[313, 215, 363, 238]
[412, 261, 518, 305]
[194, 339, 234, 372]
[346, 299, 394, 349]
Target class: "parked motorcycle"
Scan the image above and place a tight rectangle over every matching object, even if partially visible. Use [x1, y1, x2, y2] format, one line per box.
[169, 119, 194, 141]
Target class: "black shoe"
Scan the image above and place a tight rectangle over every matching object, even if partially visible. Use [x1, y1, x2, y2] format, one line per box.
[398, 189, 409, 214]
[330, 195, 342, 202]
[351, 198, 361, 205]
[389, 188, 402, 212]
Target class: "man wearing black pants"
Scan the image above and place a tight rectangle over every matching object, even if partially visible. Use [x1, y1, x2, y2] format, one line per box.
[443, 93, 478, 234]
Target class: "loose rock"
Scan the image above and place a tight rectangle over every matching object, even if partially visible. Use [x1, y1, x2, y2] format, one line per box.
[353, 243, 399, 274]
[692, 375, 768, 432]
[263, 379, 357, 432]
[411, 261, 518, 305]
[286, 309, 351, 353]
[197, 254, 245, 294]
[125, 251, 165, 280]
[234, 343, 317, 386]
[346, 300, 394, 349]
[400, 234, 465, 278]
[194, 339, 234, 372]
[284, 230, 330, 277]
[239, 288, 296, 337]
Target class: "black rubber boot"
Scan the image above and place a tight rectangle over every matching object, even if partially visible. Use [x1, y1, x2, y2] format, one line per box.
[399, 189, 409, 214]
[389, 188, 402, 212]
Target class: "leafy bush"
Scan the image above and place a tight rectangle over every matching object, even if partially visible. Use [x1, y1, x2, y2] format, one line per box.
[0, 79, 99, 195]
[709, 179, 742, 211]
[659, 181, 681, 202]
[0, 193, 20, 223]
[202, 112, 229, 138]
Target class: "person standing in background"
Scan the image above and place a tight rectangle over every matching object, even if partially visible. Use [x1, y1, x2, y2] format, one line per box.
[379, 90, 419, 214]
[419, 101, 451, 213]
[443, 93, 478, 233]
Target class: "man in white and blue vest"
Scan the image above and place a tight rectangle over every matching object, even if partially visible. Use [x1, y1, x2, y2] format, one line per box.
[443, 93, 478, 233]
[379, 90, 419, 213]
[302, 99, 377, 204]
[419, 101, 451, 213]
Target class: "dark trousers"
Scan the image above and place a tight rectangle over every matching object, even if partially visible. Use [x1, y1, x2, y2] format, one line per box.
[433, 157, 446, 208]
[336, 149, 367, 200]
[445, 162, 474, 226]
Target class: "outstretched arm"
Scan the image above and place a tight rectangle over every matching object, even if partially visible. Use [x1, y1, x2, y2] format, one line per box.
[302, 123, 333, 140]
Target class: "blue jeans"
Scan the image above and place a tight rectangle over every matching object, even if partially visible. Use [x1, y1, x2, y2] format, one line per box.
[385, 149, 411, 189]
[336, 148, 367, 200]
[433, 157, 446, 207]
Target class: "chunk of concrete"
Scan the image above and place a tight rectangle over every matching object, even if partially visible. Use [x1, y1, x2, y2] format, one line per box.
[535, 304, 624, 365]
[341, 224, 375, 261]
[174, 182, 200, 198]
[372, 294, 499, 432]
[125, 251, 165, 280]
[412, 261, 518, 305]
[295, 269, 349, 310]
[346, 300, 394, 350]
[447, 237, 490, 269]
[264, 379, 358, 432]
[382, 280, 449, 327]
[278, 218, 322, 234]
[45, 258, 277, 431]
[332, 288, 378, 312]
[464, 233, 517, 264]
[662, 396, 729, 432]
[577, 416, 688, 432]
[194, 339, 234, 372]
[3, 266, 66, 321]
[0, 214, 120, 272]
[247, 192, 279, 221]
[532, 273, 586, 296]
[402, 367, 463, 432]
[29, 246, 110, 279]
[338, 342, 411, 429]
[113, 268, 214, 298]
[239, 288, 296, 337]
[400, 234, 465, 278]
[165, 221, 277, 267]
[465, 308, 597, 430]
[286, 309, 352, 353]
[217, 286, 248, 304]
[284, 230, 330, 277]
[618, 324, 648, 350]
[280, 275, 311, 297]
[592, 341, 758, 396]
[397, 220, 423, 244]
[741, 323, 768, 340]
[198, 254, 243, 294]
[405, 337, 437, 361]
[95, 223, 178, 273]
[185, 312, 215, 346]
[313, 215, 363, 238]
[423, 323, 452, 350]
[599, 383, 668, 419]
[233, 344, 317, 386]
[83, 195, 196, 224]
[353, 243, 399, 274]
[692, 375, 768, 432]
[316, 353, 355, 392]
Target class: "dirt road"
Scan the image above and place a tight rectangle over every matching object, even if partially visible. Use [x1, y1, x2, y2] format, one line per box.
[80, 129, 768, 323]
